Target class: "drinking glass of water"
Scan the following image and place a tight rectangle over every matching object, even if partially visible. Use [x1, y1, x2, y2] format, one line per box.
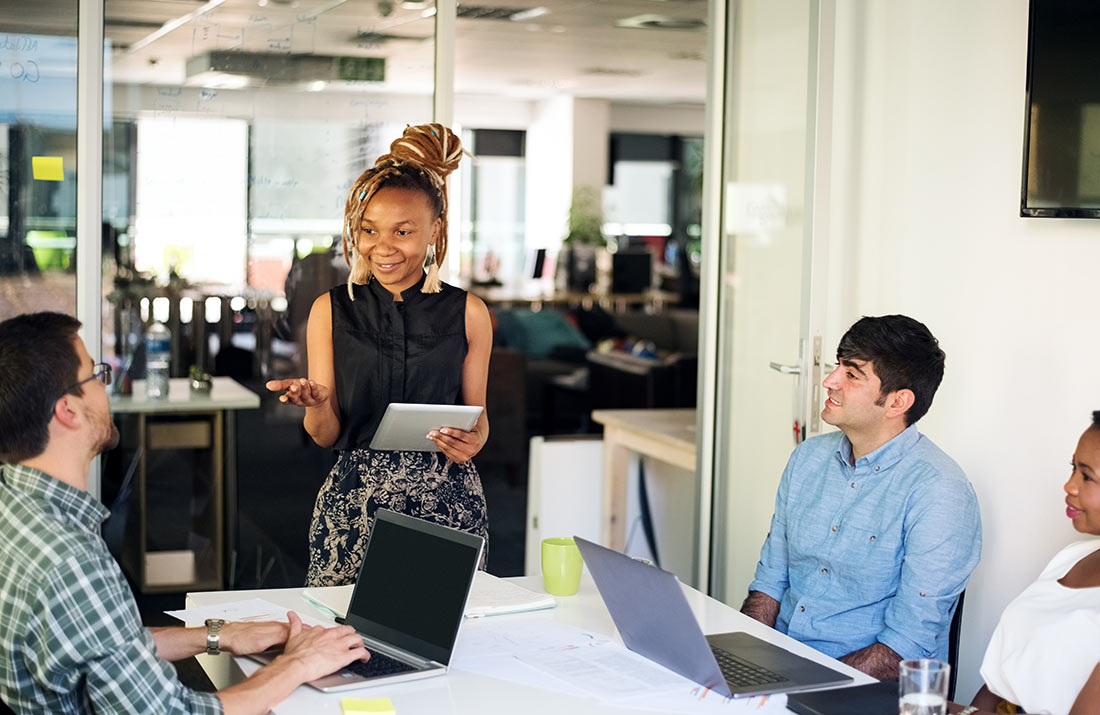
[899, 659, 950, 715]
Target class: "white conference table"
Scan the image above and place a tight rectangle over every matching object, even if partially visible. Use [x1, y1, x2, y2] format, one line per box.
[187, 575, 872, 714]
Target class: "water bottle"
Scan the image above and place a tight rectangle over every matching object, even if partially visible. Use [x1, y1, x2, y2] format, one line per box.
[145, 321, 171, 399]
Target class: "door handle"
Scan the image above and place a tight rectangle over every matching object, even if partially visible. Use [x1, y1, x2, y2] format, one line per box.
[769, 362, 800, 375]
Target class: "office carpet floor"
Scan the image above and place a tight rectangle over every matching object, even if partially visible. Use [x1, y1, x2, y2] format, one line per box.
[128, 375, 529, 693]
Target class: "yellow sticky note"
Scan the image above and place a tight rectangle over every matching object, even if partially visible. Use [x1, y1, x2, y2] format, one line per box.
[340, 697, 394, 715]
[32, 156, 64, 181]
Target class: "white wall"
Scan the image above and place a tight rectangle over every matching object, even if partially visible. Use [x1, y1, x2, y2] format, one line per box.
[830, 0, 1100, 700]
[572, 98, 610, 190]
[524, 96, 576, 249]
[609, 102, 705, 136]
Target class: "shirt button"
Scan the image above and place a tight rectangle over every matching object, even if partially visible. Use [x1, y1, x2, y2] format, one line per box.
[831, 525, 838, 532]
[869, 535, 876, 542]
[874, 466, 880, 472]
[799, 605, 805, 612]
[821, 568, 828, 575]
[850, 482, 857, 488]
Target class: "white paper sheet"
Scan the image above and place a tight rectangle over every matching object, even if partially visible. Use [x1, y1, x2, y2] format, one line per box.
[164, 598, 331, 628]
[453, 615, 610, 663]
[516, 641, 686, 698]
[451, 616, 789, 712]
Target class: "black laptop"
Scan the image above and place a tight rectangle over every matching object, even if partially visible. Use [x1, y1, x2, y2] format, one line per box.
[575, 537, 853, 698]
[251, 509, 484, 692]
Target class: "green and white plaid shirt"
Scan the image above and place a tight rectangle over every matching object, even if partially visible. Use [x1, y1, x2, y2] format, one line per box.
[0, 463, 222, 714]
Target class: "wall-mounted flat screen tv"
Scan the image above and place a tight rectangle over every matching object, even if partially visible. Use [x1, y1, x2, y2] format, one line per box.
[1021, 0, 1100, 218]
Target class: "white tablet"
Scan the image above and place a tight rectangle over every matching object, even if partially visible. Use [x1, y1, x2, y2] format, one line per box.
[369, 403, 483, 452]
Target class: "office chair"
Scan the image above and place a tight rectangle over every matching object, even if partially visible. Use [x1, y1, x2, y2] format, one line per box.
[947, 590, 966, 701]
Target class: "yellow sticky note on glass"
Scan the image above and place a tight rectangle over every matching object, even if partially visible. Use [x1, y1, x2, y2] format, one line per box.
[341, 697, 394, 715]
[32, 156, 64, 181]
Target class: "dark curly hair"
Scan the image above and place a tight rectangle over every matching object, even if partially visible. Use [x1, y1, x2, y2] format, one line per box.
[0, 312, 83, 463]
[836, 314, 946, 426]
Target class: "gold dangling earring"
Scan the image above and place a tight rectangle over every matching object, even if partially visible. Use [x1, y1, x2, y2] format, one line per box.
[422, 242, 441, 293]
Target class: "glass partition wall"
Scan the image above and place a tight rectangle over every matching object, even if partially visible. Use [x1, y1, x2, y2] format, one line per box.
[451, 1, 709, 584]
[2, 0, 720, 590]
[0, 5, 80, 320]
[1, 0, 439, 590]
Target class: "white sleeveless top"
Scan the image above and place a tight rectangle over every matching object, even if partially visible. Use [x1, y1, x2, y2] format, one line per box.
[980, 539, 1100, 715]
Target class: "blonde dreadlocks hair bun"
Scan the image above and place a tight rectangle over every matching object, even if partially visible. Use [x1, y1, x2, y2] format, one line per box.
[342, 123, 469, 298]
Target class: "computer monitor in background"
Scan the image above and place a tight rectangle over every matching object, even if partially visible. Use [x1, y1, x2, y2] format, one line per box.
[530, 248, 547, 279]
[611, 249, 653, 293]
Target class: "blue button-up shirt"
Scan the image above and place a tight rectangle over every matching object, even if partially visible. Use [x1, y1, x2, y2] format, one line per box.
[748, 425, 981, 661]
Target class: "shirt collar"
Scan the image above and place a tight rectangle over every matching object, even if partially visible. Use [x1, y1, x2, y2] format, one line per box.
[835, 423, 921, 472]
[1, 463, 108, 531]
[366, 271, 427, 305]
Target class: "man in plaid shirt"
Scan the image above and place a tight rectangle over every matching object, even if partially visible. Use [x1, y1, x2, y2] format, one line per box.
[0, 312, 370, 714]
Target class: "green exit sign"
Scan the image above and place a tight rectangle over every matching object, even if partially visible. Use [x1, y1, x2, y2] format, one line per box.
[337, 56, 385, 82]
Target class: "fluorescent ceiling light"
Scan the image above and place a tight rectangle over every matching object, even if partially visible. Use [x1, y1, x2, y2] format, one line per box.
[510, 7, 549, 21]
[128, 0, 229, 54]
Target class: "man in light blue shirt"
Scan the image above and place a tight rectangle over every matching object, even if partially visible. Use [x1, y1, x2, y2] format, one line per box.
[742, 315, 980, 680]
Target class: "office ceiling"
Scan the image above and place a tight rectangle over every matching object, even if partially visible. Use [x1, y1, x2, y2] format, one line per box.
[2, 0, 707, 104]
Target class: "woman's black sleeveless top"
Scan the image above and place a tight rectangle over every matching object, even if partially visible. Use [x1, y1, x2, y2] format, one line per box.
[329, 275, 468, 450]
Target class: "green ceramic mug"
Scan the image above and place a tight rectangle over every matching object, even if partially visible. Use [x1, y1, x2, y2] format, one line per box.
[541, 537, 584, 596]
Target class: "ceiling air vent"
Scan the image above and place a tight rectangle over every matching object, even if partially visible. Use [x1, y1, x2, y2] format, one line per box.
[185, 51, 385, 86]
[352, 30, 431, 45]
[617, 14, 705, 31]
[456, 5, 538, 21]
[582, 67, 643, 78]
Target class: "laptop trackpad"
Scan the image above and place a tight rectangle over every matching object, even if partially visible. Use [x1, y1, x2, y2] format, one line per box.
[706, 632, 851, 692]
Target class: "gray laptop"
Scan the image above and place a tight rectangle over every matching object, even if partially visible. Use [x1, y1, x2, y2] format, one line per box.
[252, 509, 484, 692]
[574, 537, 853, 698]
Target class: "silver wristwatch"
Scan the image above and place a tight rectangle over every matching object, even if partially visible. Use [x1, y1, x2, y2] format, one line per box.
[204, 618, 226, 656]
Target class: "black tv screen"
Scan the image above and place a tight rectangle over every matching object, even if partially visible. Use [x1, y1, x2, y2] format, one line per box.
[1021, 0, 1100, 218]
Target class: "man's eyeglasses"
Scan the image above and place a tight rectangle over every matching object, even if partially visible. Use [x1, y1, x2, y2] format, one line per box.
[66, 363, 113, 393]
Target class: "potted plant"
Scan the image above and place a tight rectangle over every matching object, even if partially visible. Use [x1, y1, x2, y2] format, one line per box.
[557, 186, 605, 292]
[189, 365, 213, 394]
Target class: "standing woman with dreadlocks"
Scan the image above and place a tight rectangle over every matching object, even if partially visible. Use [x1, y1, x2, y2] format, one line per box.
[266, 123, 492, 586]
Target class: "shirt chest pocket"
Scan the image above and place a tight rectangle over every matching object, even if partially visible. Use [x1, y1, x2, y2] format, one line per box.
[838, 523, 903, 596]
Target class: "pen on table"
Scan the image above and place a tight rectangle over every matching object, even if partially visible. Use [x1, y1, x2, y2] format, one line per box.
[299, 592, 343, 621]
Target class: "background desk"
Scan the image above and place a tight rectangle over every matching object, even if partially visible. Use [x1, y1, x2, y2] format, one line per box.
[187, 575, 871, 714]
[590, 409, 696, 552]
[111, 377, 260, 591]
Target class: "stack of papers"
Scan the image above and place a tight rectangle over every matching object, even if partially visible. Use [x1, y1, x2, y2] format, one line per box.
[164, 598, 330, 628]
[464, 572, 556, 617]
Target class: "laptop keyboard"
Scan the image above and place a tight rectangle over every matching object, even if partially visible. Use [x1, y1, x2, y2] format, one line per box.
[344, 649, 419, 678]
[710, 646, 787, 687]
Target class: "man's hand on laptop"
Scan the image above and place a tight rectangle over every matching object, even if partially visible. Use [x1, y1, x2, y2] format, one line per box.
[220, 621, 289, 655]
[278, 611, 370, 680]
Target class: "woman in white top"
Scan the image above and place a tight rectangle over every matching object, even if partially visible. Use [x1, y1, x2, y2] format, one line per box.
[954, 412, 1100, 715]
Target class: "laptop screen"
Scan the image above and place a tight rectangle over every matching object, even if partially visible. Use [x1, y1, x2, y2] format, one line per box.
[344, 510, 483, 665]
